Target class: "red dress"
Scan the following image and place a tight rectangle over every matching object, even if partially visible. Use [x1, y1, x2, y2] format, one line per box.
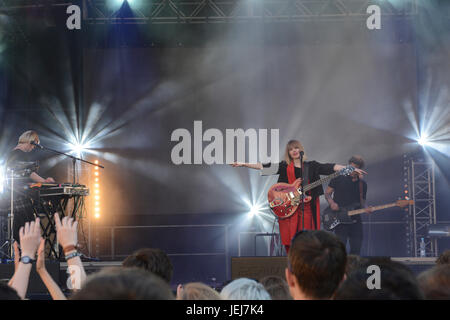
[279, 162, 321, 250]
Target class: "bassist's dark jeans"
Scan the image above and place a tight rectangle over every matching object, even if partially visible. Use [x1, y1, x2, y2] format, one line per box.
[334, 221, 363, 255]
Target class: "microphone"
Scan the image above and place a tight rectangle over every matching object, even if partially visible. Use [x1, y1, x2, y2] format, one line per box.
[30, 141, 43, 149]
[300, 151, 304, 157]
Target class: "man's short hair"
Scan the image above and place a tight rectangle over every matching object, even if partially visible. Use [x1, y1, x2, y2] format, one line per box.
[436, 250, 450, 265]
[70, 267, 175, 300]
[288, 230, 347, 299]
[334, 259, 424, 300]
[259, 276, 292, 300]
[348, 155, 365, 169]
[122, 248, 173, 283]
[418, 264, 450, 300]
[346, 254, 369, 276]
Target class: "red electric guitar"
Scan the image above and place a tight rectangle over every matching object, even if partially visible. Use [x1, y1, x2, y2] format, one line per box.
[268, 166, 355, 220]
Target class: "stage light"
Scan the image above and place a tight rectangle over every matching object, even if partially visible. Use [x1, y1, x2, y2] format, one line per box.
[248, 204, 263, 217]
[93, 159, 101, 220]
[74, 143, 86, 154]
[108, 0, 140, 10]
[418, 136, 429, 146]
[68, 142, 89, 157]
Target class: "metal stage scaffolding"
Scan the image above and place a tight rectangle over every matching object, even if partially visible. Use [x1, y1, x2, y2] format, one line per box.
[1, 0, 420, 24]
[404, 156, 438, 257]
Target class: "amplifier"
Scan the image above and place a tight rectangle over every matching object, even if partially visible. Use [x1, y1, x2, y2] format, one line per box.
[231, 257, 287, 281]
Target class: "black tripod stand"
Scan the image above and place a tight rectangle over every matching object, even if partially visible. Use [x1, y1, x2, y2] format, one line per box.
[0, 163, 38, 262]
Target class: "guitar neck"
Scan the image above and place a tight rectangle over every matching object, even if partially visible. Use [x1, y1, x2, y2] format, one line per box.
[302, 171, 341, 192]
[348, 203, 398, 216]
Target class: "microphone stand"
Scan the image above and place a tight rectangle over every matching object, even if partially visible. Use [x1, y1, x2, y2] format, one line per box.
[34, 143, 104, 260]
[299, 152, 305, 232]
[34, 143, 104, 184]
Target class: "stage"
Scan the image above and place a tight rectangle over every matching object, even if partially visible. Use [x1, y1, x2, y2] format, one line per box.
[0, 0, 449, 301]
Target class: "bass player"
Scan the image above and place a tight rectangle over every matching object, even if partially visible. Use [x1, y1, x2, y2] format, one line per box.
[324, 155, 372, 255]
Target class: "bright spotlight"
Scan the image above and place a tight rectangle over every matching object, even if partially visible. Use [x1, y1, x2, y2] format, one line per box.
[248, 204, 262, 217]
[67, 140, 90, 157]
[418, 136, 429, 146]
[73, 143, 86, 155]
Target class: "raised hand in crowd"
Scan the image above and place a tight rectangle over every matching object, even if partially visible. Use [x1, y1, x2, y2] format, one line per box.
[9, 218, 42, 299]
[54, 214, 86, 288]
[36, 238, 67, 300]
[8, 241, 21, 287]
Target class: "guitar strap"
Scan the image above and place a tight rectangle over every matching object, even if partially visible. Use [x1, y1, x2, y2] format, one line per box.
[302, 162, 309, 192]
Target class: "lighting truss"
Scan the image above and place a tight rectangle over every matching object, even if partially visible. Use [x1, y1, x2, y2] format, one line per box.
[0, 0, 420, 24]
[407, 160, 438, 257]
[84, 0, 419, 24]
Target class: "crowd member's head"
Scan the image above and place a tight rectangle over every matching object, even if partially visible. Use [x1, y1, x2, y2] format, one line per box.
[334, 259, 424, 300]
[345, 254, 369, 276]
[436, 250, 450, 265]
[285, 230, 347, 300]
[17, 130, 39, 152]
[417, 264, 450, 300]
[220, 278, 271, 300]
[122, 248, 173, 283]
[259, 276, 292, 300]
[71, 267, 175, 300]
[0, 283, 21, 300]
[177, 282, 221, 300]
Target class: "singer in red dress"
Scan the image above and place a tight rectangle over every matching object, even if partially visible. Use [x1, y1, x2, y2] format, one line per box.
[232, 140, 366, 254]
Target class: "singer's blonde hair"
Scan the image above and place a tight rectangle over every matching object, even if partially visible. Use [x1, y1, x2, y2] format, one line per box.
[18, 130, 39, 145]
[284, 140, 307, 165]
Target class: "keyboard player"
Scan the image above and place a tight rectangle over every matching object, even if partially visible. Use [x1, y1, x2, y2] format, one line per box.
[6, 130, 55, 243]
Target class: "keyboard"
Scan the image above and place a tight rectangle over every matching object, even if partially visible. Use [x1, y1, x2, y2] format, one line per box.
[29, 183, 90, 197]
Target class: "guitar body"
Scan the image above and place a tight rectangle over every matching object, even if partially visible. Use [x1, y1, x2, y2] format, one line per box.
[323, 199, 413, 230]
[268, 180, 312, 220]
[267, 166, 356, 220]
[322, 203, 361, 230]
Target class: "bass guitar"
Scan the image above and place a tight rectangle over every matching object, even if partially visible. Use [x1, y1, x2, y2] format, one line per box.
[268, 165, 355, 220]
[322, 199, 413, 230]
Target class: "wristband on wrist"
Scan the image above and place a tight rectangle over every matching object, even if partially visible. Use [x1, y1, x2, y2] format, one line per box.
[65, 249, 77, 256]
[65, 251, 82, 261]
[63, 245, 77, 255]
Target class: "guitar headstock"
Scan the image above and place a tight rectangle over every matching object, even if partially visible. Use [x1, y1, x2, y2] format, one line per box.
[340, 165, 355, 176]
[396, 199, 414, 207]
